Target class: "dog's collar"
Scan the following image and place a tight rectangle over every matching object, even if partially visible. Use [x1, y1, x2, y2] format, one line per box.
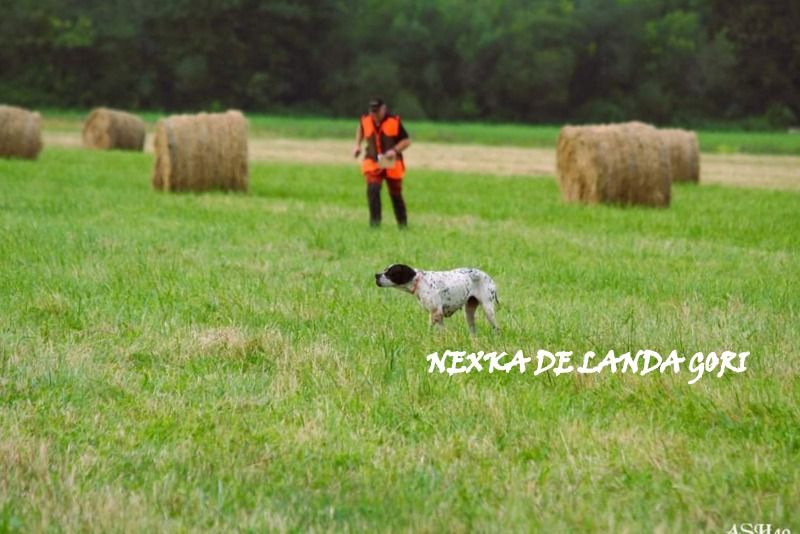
[411, 272, 423, 295]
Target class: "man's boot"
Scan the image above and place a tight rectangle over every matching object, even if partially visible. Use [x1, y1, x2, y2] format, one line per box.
[367, 183, 382, 227]
[390, 193, 407, 228]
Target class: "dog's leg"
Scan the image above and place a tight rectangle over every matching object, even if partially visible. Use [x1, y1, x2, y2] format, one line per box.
[482, 301, 500, 332]
[430, 308, 444, 328]
[465, 297, 478, 335]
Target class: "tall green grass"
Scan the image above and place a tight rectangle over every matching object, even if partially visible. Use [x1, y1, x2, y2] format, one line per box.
[1, 148, 798, 531]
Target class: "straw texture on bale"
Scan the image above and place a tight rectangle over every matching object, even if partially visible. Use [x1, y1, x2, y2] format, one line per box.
[660, 128, 700, 183]
[152, 110, 249, 192]
[82, 108, 146, 151]
[556, 122, 671, 207]
[0, 105, 42, 159]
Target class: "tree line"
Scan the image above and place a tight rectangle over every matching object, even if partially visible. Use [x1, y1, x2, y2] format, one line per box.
[1, 0, 797, 127]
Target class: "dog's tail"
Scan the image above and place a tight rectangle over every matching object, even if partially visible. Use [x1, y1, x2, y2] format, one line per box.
[490, 283, 500, 308]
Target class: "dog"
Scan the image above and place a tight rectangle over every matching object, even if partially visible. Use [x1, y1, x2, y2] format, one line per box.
[375, 263, 499, 334]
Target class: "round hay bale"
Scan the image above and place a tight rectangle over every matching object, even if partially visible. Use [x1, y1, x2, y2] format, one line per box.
[660, 128, 699, 183]
[556, 122, 671, 207]
[152, 110, 249, 192]
[0, 105, 42, 160]
[82, 108, 146, 151]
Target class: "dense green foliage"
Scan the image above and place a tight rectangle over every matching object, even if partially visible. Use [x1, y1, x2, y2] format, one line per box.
[1, 148, 799, 530]
[1, 0, 798, 126]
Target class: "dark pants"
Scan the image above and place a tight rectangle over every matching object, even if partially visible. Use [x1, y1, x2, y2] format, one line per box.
[365, 171, 407, 227]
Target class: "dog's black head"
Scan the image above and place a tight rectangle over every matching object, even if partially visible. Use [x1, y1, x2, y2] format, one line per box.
[375, 263, 417, 287]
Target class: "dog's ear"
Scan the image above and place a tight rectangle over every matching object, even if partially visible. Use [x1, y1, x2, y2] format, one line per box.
[385, 264, 417, 285]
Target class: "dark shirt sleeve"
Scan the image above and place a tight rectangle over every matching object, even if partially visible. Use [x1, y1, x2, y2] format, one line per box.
[397, 120, 409, 141]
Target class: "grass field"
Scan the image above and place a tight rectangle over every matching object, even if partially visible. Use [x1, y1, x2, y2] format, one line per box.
[1, 147, 799, 532]
[41, 110, 800, 155]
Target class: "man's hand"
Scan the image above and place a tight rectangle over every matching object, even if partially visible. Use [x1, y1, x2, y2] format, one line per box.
[383, 149, 397, 158]
[353, 146, 361, 158]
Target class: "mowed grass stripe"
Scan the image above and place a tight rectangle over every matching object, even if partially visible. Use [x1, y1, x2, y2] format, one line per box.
[40, 110, 800, 155]
[0, 148, 798, 531]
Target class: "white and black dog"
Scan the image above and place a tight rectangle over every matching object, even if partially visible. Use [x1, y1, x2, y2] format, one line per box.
[375, 264, 499, 334]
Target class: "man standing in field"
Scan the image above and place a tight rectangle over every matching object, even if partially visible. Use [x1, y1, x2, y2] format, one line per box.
[353, 98, 412, 228]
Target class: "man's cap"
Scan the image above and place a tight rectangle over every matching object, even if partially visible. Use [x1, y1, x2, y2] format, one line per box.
[368, 98, 385, 111]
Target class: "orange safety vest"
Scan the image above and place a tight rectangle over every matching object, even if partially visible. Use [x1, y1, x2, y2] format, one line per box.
[360, 114, 406, 179]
